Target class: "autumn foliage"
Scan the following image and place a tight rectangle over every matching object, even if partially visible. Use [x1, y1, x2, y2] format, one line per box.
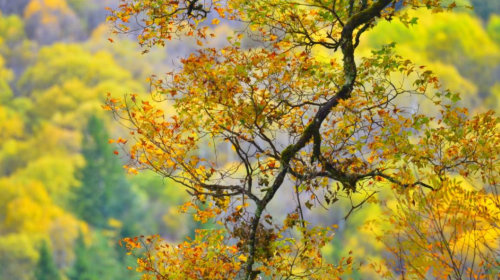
[105, 0, 500, 279]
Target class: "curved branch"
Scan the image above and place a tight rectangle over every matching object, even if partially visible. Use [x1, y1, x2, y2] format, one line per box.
[244, 1, 395, 278]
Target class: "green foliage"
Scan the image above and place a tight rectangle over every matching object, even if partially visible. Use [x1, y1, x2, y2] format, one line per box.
[361, 9, 500, 98]
[128, 172, 194, 239]
[0, 55, 13, 102]
[67, 232, 93, 280]
[0, 14, 26, 46]
[72, 115, 136, 228]
[18, 44, 134, 95]
[14, 155, 83, 204]
[0, 233, 40, 280]
[34, 241, 61, 280]
[488, 15, 500, 46]
[67, 231, 128, 280]
[0, 123, 79, 177]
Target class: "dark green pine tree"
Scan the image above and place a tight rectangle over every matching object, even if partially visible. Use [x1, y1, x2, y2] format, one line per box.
[87, 232, 129, 280]
[72, 114, 136, 228]
[34, 241, 61, 280]
[67, 232, 93, 280]
[67, 231, 127, 280]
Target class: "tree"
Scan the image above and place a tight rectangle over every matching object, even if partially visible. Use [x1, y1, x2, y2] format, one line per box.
[72, 114, 135, 228]
[67, 232, 93, 280]
[374, 178, 500, 279]
[34, 240, 61, 280]
[67, 231, 127, 280]
[106, 1, 500, 279]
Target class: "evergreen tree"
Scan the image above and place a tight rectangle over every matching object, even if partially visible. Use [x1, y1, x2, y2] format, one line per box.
[34, 241, 60, 280]
[87, 233, 128, 280]
[67, 231, 127, 280]
[67, 232, 93, 280]
[72, 115, 136, 228]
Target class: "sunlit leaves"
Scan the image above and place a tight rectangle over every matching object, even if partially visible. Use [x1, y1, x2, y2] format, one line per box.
[104, 38, 483, 279]
[120, 225, 351, 280]
[376, 180, 500, 279]
[121, 230, 244, 279]
[105, 0, 500, 279]
[106, 0, 241, 49]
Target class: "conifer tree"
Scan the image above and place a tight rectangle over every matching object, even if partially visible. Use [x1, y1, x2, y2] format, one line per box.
[67, 231, 126, 280]
[34, 241, 60, 280]
[72, 115, 135, 228]
[67, 232, 93, 280]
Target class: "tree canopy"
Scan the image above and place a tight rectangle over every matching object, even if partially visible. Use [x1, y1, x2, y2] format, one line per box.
[105, 0, 500, 279]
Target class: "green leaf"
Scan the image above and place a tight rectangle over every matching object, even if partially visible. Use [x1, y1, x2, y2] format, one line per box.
[305, 200, 313, 210]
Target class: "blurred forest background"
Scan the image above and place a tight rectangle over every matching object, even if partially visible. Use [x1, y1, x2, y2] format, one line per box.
[0, 0, 500, 279]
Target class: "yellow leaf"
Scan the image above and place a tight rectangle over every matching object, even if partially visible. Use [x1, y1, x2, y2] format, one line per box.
[238, 255, 247, 262]
[155, 109, 164, 117]
[211, 18, 220, 25]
